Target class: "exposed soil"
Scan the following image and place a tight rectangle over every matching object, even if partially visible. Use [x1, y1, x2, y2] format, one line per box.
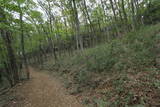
[4, 67, 83, 107]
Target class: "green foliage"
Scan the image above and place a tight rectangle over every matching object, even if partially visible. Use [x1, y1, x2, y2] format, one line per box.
[85, 43, 118, 72]
[76, 69, 91, 85]
[57, 24, 160, 91]
[94, 99, 109, 107]
[142, 0, 160, 24]
[72, 24, 160, 73]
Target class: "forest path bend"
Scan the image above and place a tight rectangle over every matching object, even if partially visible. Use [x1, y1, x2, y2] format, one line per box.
[7, 67, 83, 107]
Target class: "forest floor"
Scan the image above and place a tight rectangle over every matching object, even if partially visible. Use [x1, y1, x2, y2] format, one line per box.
[3, 67, 83, 107]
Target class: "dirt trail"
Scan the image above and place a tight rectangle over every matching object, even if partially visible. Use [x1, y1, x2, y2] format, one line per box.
[6, 67, 83, 107]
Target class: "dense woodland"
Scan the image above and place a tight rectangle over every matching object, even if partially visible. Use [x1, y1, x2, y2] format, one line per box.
[0, 0, 160, 106]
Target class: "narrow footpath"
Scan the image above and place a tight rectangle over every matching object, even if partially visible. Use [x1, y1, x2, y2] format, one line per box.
[5, 67, 82, 107]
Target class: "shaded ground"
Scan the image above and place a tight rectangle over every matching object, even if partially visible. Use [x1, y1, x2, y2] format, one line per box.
[4, 67, 83, 107]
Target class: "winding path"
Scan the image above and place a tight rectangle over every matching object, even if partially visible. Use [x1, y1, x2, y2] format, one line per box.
[6, 67, 83, 107]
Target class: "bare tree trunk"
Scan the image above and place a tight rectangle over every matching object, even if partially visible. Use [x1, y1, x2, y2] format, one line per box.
[109, 0, 120, 36]
[19, 4, 30, 79]
[81, 0, 94, 46]
[72, 0, 83, 51]
[131, 0, 136, 30]
[120, 0, 129, 31]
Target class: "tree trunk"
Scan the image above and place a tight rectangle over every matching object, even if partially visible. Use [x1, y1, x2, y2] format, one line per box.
[109, 0, 120, 36]
[0, 7, 19, 85]
[1, 30, 19, 85]
[72, 0, 83, 51]
[131, 0, 136, 30]
[19, 5, 30, 79]
[121, 0, 129, 31]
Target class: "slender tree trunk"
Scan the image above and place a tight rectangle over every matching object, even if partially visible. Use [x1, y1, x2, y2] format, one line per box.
[19, 5, 30, 79]
[0, 7, 19, 85]
[113, 0, 123, 22]
[72, 0, 83, 51]
[131, 0, 136, 30]
[121, 0, 129, 31]
[83, 0, 94, 32]
[81, 0, 94, 46]
[109, 0, 120, 36]
[100, 0, 107, 23]
[1, 30, 19, 85]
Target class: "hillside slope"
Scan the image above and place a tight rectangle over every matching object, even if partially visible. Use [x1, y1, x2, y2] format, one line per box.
[42, 24, 160, 107]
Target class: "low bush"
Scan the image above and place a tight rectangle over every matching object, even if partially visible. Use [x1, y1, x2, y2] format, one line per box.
[71, 24, 160, 74]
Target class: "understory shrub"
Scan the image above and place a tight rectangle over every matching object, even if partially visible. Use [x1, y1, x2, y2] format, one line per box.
[72, 24, 160, 73]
